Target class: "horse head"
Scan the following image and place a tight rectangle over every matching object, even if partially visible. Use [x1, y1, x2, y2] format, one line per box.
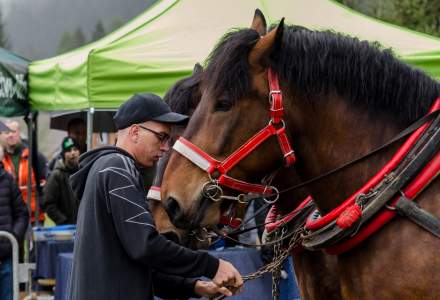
[161, 13, 294, 229]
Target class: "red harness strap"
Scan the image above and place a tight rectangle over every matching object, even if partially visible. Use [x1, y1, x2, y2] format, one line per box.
[173, 68, 295, 195]
[265, 196, 313, 233]
[303, 97, 440, 254]
[306, 97, 440, 231]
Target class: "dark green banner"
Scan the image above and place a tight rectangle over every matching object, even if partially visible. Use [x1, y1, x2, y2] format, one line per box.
[0, 48, 29, 117]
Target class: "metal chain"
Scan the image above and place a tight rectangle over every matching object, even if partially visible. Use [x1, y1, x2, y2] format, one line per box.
[212, 224, 304, 300]
[271, 228, 284, 300]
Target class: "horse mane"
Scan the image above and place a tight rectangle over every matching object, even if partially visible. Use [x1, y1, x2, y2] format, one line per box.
[204, 24, 440, 124]
[164, 70, 203, 114]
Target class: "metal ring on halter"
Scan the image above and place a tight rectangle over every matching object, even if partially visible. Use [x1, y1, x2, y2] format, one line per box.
[268, 119, 285, 128]
[202, 181, 223, 202]
[263, 186, 280, 204]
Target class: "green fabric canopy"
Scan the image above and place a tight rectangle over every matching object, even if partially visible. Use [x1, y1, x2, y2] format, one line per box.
[29, 0, 440, 111]
[0, 48, 29, 116]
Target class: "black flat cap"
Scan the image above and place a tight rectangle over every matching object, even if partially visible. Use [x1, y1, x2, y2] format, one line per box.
[114, 93, 189, 130]
[0, 120, 11, 133]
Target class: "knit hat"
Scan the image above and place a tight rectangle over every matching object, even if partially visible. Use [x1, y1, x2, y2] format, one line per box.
[61, 137, 79, 156]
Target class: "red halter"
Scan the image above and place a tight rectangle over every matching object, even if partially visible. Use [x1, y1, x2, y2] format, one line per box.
[172, 68, 296, 197]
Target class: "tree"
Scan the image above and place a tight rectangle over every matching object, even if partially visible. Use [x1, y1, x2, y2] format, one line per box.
[72, 27, 86, 48]
[0, 10, 10, 49]
[392, 0, 440, 37]
[336, 0, 440, 38]
[91, 20, 106, 42]
[57, 31, 75, 54]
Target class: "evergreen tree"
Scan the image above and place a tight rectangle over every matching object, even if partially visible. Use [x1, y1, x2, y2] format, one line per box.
[91, 20, 106, 42]
[72, 27, 86, 48]
[57, 31, 75, 54]
[0, 10, 10, 49]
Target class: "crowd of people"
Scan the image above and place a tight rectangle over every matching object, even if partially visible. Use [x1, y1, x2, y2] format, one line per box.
[0, 117, 86, 299]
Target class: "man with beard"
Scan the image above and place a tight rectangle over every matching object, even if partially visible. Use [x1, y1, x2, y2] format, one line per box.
[42, 137, 80, 225]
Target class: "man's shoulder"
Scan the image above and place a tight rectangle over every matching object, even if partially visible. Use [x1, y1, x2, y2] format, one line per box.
[94, 151, 139, 178]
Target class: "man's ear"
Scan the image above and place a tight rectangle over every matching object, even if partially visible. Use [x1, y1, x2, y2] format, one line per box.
[128, 125, 140, 143]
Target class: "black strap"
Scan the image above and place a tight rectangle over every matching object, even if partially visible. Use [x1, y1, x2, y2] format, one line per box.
[395, 195, 440, 238]
[247, 109, 440, 202]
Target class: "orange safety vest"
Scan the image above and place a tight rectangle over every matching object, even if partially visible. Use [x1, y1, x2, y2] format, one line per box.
[3, 147, 45, 223]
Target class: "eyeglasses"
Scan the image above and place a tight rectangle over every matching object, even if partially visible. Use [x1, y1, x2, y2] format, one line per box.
[138, 125, 171, 145]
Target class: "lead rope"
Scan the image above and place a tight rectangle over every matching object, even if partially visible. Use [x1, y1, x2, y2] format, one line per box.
[211, 226, 304, 300]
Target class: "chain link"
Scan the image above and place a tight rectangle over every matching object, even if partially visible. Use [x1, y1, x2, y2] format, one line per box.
[212, 224, 304, 300]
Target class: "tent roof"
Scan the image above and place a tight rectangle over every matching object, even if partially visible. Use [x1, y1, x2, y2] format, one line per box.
[29, 0, 440, 111]
[0, 47, 29, 116]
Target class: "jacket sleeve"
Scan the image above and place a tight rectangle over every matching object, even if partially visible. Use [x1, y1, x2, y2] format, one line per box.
[152, 271, 200, 299]
[9, 174, 29, 242]
[99, 158, 219, 279]
[42, 171, 68, 224]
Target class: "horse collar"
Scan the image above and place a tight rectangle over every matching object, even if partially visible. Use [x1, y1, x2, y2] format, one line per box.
[172, 68, 295, 198]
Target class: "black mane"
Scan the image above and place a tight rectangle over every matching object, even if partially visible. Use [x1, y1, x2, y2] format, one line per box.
[204, 25, 440, 124]
[164, 70, 203, 114]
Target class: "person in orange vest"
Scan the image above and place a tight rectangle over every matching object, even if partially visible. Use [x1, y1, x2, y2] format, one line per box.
[0, 120, 47, 225]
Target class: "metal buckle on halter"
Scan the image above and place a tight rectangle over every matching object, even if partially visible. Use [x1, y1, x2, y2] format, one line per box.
[269, 90, 281, 101]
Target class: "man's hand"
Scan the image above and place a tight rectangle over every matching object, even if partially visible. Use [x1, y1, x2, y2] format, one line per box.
[194, 280, 236, 298]
[212, 259, 243, 292]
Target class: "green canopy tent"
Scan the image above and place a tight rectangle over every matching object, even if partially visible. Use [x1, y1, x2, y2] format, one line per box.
[0, 47, 29, 116]
[29, 0, 440, 148]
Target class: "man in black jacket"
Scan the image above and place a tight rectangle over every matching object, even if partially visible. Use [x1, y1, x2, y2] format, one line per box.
[42, 137, 80, 225]
[0, 125, 29, 300]
[69, 93, 243, 300]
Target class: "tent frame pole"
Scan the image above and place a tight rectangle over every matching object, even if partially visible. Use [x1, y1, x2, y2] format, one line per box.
[87, 108, 94, 151]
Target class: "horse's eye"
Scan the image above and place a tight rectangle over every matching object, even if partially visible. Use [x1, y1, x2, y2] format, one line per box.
[214, 99, 233, 112]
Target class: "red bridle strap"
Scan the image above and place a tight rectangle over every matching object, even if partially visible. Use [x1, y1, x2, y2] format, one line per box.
[172, 69, 295, 195]
[147, 186, 161, 202]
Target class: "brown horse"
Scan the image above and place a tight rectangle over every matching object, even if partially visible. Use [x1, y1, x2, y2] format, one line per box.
[162, 14, 440, 300]
[152, 12, 341, 299]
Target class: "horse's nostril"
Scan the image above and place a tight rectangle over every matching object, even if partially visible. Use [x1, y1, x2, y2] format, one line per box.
[164, 197, 183, 222]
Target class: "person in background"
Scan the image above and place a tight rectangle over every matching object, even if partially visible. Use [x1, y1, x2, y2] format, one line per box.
[0, 120, 29, 300]
[47, 118, 87, 173]
[42, 137, 80, 225]
[1, 120, 47, 225]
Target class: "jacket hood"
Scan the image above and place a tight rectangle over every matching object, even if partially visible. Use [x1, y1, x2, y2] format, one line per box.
[70, 146, 133, 200]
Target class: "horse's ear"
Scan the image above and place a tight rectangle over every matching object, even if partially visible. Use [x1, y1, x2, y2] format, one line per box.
[193, 63, 203, 75]
[251, 9, 267, 36]
[248, 18, 284, 71]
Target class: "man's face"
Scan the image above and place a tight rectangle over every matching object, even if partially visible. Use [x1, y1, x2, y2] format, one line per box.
[133, 121, 171, 167]
[64, 147, 80, 167]
[4, 121, 21, 148]
[68, 123, 87, 148]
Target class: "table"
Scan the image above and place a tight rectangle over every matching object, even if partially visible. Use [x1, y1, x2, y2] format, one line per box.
[55, 248, 301, 300]
[55, 253, 73, 300]
[36, 240, 74, 279]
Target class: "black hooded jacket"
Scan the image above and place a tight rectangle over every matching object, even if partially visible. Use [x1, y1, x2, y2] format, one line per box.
[69, 146, 219, 300]
[0, 164, 29, 259]
[42, 159, 79, 225]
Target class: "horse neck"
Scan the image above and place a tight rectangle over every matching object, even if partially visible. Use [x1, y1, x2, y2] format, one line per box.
[287, 94, 405, 214]
[272, 168, 310, 214]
